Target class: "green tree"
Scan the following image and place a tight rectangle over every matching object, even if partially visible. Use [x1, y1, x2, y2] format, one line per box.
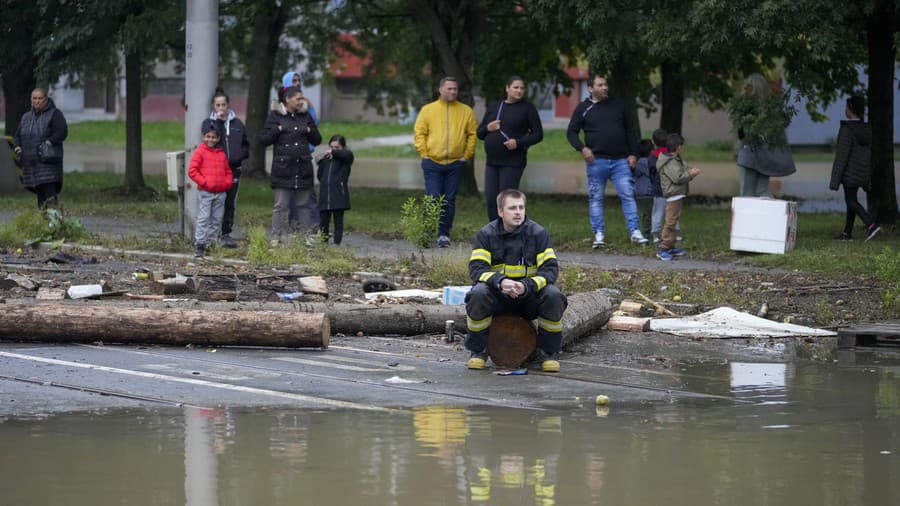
[222, 0, 342, 179]
[342, 0, 574, 195]
[33, 0, 184, 194]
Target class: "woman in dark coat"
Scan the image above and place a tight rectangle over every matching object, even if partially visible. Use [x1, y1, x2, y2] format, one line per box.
[829, 95, 880, 241]
[476, 75, 543, 222]
[258, 86, 322, 239]
[12, 88, 68, 208]
[316, 134, 354, 245]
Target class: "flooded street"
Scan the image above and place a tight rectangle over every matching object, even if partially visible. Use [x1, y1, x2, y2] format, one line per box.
[2, 349, 897, 505]
[63, 145, 900, 212]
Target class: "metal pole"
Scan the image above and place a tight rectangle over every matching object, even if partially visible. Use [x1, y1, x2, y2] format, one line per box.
[184, 0, 219, 242]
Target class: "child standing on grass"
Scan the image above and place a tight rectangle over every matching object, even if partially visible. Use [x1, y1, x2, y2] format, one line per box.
[656, 133, 700, 261]
[632, 139, 658, 243]
[317, 134, 354, 245]
[189, 120, 233, 257]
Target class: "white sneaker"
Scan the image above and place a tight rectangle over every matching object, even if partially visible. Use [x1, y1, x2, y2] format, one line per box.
[630, 230, 649, 245]
[591, 232, 605, 249]
[652, 236, 660, 244]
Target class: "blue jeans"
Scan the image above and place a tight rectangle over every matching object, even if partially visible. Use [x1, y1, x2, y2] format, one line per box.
[586, 158, 639, 235]
[422, 158, 465, 237]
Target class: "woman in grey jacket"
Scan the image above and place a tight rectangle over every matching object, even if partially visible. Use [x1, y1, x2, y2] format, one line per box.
[12, 88, 68, 208]
[829, 96, 880, 241]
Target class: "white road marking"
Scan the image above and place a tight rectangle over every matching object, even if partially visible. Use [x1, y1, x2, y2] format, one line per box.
[273, 356, 415, 372]
[0, 351, 389, 411]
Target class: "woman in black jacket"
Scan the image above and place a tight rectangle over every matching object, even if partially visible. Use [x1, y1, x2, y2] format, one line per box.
[477, 76, 543, 222]
[258, 86, 322, 240]
[316, 134, 354, 245]
[829, 96, 880, 241]
[209, 88, 250, 248]
[12, 88, 68, 208]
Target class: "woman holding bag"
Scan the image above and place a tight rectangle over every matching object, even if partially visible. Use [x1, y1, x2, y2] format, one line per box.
[12, 87, 68, 209]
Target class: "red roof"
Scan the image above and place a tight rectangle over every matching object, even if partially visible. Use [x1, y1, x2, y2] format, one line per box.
[331, 33, 369, 79]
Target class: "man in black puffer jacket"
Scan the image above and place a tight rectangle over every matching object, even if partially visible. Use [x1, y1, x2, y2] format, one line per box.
[13, 88, 68, 209]
[259, 86, 322, 240]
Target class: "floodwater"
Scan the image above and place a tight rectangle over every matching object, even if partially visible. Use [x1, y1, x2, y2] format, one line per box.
[63, 146, 900, 212]
[2, 355, 897, 505]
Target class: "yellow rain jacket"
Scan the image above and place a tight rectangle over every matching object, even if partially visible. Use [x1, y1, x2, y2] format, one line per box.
[413, 99, 477, 164]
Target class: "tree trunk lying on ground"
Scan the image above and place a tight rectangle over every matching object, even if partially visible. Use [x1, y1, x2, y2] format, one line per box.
[293, 289, 619, 343]
[0, 304, 329, 348]
[0, 289, 617, 350]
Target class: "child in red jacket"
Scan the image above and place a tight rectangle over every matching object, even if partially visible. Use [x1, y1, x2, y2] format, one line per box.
[189, 120, 233, 256]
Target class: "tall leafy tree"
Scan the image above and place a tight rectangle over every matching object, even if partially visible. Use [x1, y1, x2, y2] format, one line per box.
[34, 0, 184, 194]
[687, 0, 898, 223]
[342, 0, 574, 195]
[222, 0, 341, 179]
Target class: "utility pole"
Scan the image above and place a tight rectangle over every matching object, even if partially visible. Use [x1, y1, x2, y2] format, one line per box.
[183, 0, 219, 241]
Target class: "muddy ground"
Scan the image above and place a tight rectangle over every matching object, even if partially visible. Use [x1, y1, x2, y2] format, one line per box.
[2, 244, 882, 366]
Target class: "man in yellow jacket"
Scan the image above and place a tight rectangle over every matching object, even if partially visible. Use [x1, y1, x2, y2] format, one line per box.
[414, 76, 478, 247]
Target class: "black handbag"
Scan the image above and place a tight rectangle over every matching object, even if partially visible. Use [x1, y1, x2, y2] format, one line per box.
[37, 140, 63, 163]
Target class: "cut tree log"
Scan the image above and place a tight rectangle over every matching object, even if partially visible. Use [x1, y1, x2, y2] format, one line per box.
[0, 303, 329, 348]
[152, 274, 191, 295]
[618, 301, 644, 316]
[488, 314, 537, 368]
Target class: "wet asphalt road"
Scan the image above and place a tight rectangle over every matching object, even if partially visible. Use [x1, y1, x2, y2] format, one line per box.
[0, 335, 729, 418]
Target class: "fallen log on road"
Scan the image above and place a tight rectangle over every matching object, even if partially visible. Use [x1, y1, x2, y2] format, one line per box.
[0, 303, 329, 348]
[289, 289, 620, 342]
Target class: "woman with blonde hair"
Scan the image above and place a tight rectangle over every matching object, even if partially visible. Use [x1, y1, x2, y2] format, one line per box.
[729, 73, 796, 196]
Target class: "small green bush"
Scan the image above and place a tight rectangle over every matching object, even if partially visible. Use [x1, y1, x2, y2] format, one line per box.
[0, 208, 89, 247]
[400, 194, 444, 250]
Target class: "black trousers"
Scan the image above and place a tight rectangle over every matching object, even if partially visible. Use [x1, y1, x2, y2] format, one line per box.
[221, 179, 239, 236]
[842, 186, 872, 235]
[319, 209, 345, 244]
[465, 282, 567, 355]
[31, 182, 62, 209]
[484, 164, 525, 222]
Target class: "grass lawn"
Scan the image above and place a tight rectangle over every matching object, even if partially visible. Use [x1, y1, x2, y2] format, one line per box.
[0, 172, 895, 278]
[67, 120, 866, 162]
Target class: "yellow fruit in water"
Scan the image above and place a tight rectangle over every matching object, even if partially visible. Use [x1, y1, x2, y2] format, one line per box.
[595, 395, 609, 406]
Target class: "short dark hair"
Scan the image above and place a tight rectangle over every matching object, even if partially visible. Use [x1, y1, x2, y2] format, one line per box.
[665, 133, 685, 152]
[439, 76, 458, 88]
[846, 95, 865, 119]
[589, 74, 607, 87]
[282, 86, 303, 101]
[638, 139, 654, 158]
[497, 189, 526, 209]
[652, 128, 668, 147]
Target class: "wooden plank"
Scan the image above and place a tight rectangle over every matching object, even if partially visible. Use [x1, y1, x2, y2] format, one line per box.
[837, 322, 900, 348]
[607, 315, 651, 332]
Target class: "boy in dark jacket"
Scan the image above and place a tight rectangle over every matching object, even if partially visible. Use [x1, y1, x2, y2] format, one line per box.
[317, 134, 354, 245]
[632, 139, 657, 242]
[258, 86, 322, 241]
[188, 120, 233, 257]
[829, 96, 880, 241]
